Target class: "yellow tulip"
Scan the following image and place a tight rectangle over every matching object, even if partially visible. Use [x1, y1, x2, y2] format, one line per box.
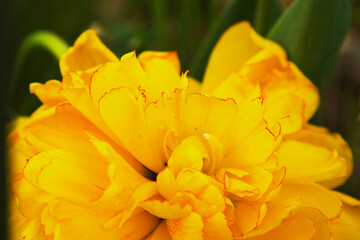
[7, 23, 359, 240]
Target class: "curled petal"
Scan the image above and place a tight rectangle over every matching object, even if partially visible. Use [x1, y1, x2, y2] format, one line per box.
[59, 29, 118, 75]
[283, 124, 353, 188]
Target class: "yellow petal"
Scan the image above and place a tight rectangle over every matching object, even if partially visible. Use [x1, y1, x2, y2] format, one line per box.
[246, 196, 303, 237]
[139, 198, 192, 219]
[239, 49, 319, 122]
[330, 191, 360, 240]
[17, 217, 45, 240]
[180, 93, 238, 139]
[61, 73, 121, 143]
[277, 181, 342, 220]
[211, 73, 256, 103]
[224, 168, 273, 201]
[168, 136, 207, 175]
[30, 80, 66, 106]
[51, 200, 159, 240]
[202, 21, 279, 93]
[187, 76, 201, 95]
[59, 29, 118, 75]
[234, 201, 267, 235]
[13, 177, 54, 218]
[23, 149, 109, 203]
[40, 204, 57, 236]
[98, 87, 165, 172]
[203, 212, 234, 240]
[92, 140, 149, 210]
[146, 220, 172, 240]
[284, 124, 353, 188]
[279, 140, 349, 185]
[139, 51, 180, 72]
[138, 51, 182, 93]
[222, 96, 278, 168]
[264, 90, 305, 134]
[167, 212, 204, 240]
[247, 207, 331, 240]
[88, 59, 147, 106]
[103, 181, 158, 229]
[157, 167, 177, 200]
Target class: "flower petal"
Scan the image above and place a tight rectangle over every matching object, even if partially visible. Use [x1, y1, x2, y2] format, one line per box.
[146, 220, 172, 240]
[157, 167, 177, 200]
[283, 124, 353, 188]
[61, 73, 121, 143]
[222, 96, 278, 168]
[279, 140, 349, 185]
[139, 198, 192, 219]
[23, 149, 109, 203]
[203, 212, 234, 240]
[59, 29, 118, 75]
[202, 21, 279, 93]
[180, 93, 238, 140]
[330, 192, 360, 240]
[52, 200, 159, 240]
[168, 136, 207, 175]
[30, 80, 66, 107]
[98, 87, 165, 172]
[167, 212, 204, 240]
[234, 201, 267, 236]
[247, 207, 331, 240]
[277, 181, 342, 220]
[138, 51, 182, 93]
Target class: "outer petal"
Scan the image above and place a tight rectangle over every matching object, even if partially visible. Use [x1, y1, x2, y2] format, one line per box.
[283, 124, 353, 188]
[330, 192, 360, 240]
[202, 21, 280, 93]
[30, 80, 66, 107]
[247, 207, 331, 240]
[277, 181, 342, 220]
[239, 49, 319, 122]
[23, 149, 109, 204]
[243, 196, 303, 238]
[59, 29, 118, 75]
[52, 200, 159, 240]
[279, 140, 349, 185]
[61, 73, 122, 144]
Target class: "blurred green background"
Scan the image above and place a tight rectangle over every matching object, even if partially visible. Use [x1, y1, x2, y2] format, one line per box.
[2, 0, 360, 200]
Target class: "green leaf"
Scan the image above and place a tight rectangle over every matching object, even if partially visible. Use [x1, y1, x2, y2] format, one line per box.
[191, 0, 258, 80]
[8, 31, 69, 117]
[151, 0, 169, 50]
[254, 0, 282, 36]
[267, 0, 351, 86]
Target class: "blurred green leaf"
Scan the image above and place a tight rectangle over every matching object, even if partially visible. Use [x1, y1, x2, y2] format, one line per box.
[191, 0, 258, 80]
[267, 0, 351, 85]
[151, 0, 169, 49]
[8, 31, 68, 116]
[254, 0, 282, 36]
